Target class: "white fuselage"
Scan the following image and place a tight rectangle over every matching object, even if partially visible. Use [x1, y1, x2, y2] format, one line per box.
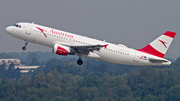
[6, 22, 172, 66]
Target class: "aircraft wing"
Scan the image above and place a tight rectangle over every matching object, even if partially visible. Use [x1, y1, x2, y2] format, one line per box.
[70, 44, 108, 55]
[53, 41, 108, 55]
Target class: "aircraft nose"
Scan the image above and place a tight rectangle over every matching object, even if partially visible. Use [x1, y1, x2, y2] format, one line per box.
[6, 26, 12, 34]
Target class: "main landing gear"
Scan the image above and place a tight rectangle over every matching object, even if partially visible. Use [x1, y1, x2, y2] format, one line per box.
[77, 56, 83, 65]
[22, 41, 28, 50]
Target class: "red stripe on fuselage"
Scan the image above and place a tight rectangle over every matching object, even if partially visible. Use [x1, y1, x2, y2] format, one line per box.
[137, 44, 164, 58]
[163, 31, 176, 38]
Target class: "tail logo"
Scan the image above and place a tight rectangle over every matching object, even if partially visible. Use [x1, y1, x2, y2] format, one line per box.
[159, 39, 167, 48]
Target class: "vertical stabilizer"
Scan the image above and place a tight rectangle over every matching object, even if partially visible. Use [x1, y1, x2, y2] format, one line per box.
[138, 31, 176, 58]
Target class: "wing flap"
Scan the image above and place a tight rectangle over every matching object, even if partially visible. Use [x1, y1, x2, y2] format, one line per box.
[70, 44, 108, 53]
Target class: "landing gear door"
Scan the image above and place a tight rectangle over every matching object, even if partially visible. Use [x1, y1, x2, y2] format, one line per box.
[26, 24, 32, 35]
[133, 52, 140, 62]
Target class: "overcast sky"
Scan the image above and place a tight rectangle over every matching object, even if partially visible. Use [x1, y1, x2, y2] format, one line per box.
[0, 0, 180, 59]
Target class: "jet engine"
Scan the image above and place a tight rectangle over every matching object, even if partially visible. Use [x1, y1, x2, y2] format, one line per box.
[53, 44, 71, 55]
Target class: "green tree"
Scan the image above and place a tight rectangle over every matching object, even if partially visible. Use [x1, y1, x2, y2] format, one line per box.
[174, 57, 180, 69]
[8, 62, 15, 70]
[0, 53, 12, 59]
[27, 95, 40, 101]
[20, 76, 32, 90]
[46, 72, 56, 87]
[134, 97, 141, 101]
[51, 96, 68, 101]
[142, 94, 154, 101]
[3, 82, 16, 97]
[32, 73, 47, 88]
[45, 58, 64, 71]
[79, 87, 100, 101]
[3, 95, 23, 101]
[31, 57, 40, 66]
[125, 67, 178, 98]
[2, 77, 8, 85]
[166, 85, 180, 101]
[111, 75, 132, 100]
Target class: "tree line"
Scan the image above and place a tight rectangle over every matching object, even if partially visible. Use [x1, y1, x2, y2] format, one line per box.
[0, 66, 180, 101]
[0, 52, 180, 100]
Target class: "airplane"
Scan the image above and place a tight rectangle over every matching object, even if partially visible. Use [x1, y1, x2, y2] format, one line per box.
[6, 22, 176, 66]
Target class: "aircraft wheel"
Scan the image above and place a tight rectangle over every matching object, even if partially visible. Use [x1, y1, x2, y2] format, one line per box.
[22, 46, 26, 50]
[77, 59, 83, 65]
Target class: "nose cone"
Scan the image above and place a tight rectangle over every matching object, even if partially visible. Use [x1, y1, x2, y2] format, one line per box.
[6, 26, 11, 34]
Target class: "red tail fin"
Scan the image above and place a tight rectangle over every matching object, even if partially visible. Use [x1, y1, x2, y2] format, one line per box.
[137, 31, 176, 58]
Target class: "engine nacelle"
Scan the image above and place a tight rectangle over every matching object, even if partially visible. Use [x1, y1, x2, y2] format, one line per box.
[53, 44, 71, 55]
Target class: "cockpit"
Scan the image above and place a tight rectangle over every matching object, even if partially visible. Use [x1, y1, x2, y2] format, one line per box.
[13, 24, 21, 28]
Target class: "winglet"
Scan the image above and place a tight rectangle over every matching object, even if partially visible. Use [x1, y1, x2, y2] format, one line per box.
[103, 44, 108, 48]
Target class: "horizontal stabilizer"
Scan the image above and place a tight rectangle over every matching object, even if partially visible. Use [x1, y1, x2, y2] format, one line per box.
[148, 58, 169, 63]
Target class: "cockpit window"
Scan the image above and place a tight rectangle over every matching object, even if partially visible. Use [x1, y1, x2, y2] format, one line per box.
[13, 24, 21, 28]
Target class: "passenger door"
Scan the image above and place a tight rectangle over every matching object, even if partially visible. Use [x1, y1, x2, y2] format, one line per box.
[26, 24, 32, 35]
[25, 23, 35, 41]
[133, 52, 140, 62]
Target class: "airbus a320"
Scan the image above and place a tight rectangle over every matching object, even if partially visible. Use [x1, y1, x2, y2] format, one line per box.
[6, 22, 176, 66]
